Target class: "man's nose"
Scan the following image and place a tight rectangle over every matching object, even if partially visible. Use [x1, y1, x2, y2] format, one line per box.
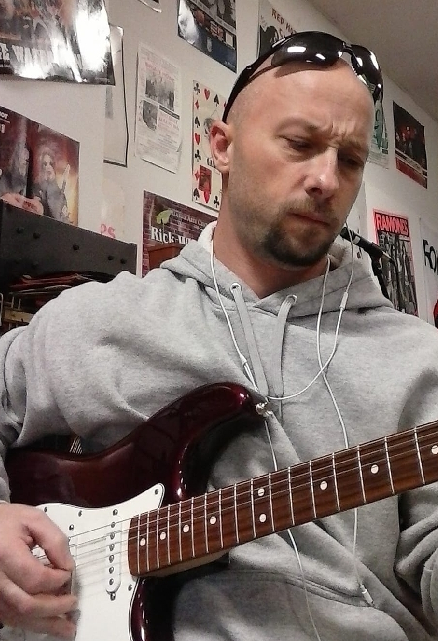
[304, 149, 340, 202]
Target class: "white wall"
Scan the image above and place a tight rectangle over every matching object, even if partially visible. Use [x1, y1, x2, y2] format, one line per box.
[1, 0, 437, 322]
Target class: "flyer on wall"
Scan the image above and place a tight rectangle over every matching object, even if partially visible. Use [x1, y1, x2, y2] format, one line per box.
[0, 0, 114, 83]
[420, 218, 438, 327]
[0, 106, 79, 225]
[368, 98, 389, 167]
[135, 43, 182, 173]
[104, 25, 128, 167]
[192, 80, 225, 212]
[258, 0, 295, 56]
[374, 209, 418, 316]
[177, 0, 237, 72]
[143, 190, 215, 274]
[393, 102, 427, 188]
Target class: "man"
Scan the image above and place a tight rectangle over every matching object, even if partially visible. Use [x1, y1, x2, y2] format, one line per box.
[1, 31, 438, 641]
[32, 148, 70, 223]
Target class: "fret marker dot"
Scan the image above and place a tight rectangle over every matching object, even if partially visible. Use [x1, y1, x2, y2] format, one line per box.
[259, 514, 267, 523]
[159, 532, 166, 541]
[320, 481, 328, 491]
[371, 464, 379, 475]
[140, 538, 146, 547]
[257, 488, 265, 497]
[210, 516, 217, 525]
[183, 525, 190, 533]
[432, 445, 438, 455]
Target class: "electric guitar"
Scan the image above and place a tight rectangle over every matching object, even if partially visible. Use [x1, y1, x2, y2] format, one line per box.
[3, 381, 438, 641]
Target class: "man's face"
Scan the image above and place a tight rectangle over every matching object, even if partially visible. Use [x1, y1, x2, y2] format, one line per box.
[222, 62, 374, 270]
[42, 154, 56, 182]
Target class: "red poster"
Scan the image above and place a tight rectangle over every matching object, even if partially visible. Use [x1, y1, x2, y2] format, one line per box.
[0, 106, 79, 225]
[143, 190, 215, 274]
[374, 209, 418, 315]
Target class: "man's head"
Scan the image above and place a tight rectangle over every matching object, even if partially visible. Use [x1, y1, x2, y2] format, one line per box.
[210, 31, 379, 292]
[40, 149, 56, 183]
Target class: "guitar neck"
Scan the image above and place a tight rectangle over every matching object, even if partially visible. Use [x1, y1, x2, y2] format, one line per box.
[128, 420, 438, 576]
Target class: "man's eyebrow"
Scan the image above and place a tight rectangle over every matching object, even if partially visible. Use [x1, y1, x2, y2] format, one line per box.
[278, 118, 370, 155]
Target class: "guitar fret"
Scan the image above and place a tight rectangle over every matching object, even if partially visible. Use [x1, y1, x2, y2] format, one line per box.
[384, 436, 395, 495]
[250, 479, 256, 538]
[332, 452, 340, 512]
[167, 505, 171, 566]
[268, 473, 275, 532]
[191, 497, 195, 558]
[204, 493, 209, 554]
[357, 447, 367, 504]
[156, 508, 160, 569]
[234, 483, 240, 544]
[136, 516, 141, 575]
[287, 467, 295, 525]
[414, 427, 425, 485]
[178, 501, 183, 561]
[218, 489, 224, 549]
[309, 460, 317, 519]
[145, 511, 150, 572]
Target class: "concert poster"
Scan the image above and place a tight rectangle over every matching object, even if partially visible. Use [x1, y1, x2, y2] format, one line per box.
[177, 0, 237, 72]
[143, 190, 215, 274]
[0, 106, 79, 225]
[420, 219, 438, 327]
[393, 102, 427, 188]
[374, 209, 418, 316]
[0, 0, 114, 84]
[257, 0, 295, 56]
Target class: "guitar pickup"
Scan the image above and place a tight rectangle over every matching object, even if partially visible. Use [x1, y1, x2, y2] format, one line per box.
[105, 529, 122, 594]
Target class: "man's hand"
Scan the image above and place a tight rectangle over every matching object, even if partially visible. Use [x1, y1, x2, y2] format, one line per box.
[0, 503, 77, 639]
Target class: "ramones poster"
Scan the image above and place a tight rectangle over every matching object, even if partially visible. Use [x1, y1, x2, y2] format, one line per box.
[374, 210, 418, 316]
[0, 0, 114, 83]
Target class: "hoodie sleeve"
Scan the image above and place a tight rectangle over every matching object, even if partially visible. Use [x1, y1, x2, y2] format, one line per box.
[395, 485, 438, 630]
[0, 274, 149, 501]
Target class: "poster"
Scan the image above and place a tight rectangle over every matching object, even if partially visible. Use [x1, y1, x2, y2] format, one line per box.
[0, 0, 114, 84]
[143, 190, 215, 274]
[135, 43, 182, 173]
[0, 106, 79, 225]
[393, 102, 427, 188]
[192, 80, 225, 211]
[374, 210, 417, 315]
[368, 98, 389, 167]
[104, 25, 128, 166]
[177, 0, 236, 72]
[420, 219, 438, 327]
[258, 0, 295, 56]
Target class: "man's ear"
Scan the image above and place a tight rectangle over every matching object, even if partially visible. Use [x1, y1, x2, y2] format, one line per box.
[209, 120, 232, 174]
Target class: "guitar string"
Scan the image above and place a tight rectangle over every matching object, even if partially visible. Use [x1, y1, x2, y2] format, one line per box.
[32, 428, 438, 584]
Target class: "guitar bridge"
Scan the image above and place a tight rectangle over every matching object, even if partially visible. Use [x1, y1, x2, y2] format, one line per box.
[105, 529, 122, 594]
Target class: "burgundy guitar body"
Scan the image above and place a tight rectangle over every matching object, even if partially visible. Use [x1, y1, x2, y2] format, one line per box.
[6, 382, 263, 641]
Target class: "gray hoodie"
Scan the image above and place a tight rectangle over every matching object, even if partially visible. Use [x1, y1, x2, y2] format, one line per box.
[2, 232, 438, 640]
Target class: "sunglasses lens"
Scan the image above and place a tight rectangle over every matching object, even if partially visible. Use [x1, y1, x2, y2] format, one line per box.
[351, 45, 383, 99]
[271, 32, 343, 67]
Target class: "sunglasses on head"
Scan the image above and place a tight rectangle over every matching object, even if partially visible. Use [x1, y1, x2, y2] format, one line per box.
[222, 31, 383, 122]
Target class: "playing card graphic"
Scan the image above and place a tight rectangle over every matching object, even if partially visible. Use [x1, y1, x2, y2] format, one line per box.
[192, 80, 225, 211]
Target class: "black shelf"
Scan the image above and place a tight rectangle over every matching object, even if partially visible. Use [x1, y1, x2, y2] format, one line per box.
[0, 202, 137, 289]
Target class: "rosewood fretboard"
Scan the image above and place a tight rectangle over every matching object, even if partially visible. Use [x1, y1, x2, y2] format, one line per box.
[128, 420, 438, 577]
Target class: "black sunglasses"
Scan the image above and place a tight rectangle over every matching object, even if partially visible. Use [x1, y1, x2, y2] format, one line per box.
[222, 31, 383, 122]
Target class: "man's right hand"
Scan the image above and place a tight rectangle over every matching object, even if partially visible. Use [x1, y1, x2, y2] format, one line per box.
[0, 503, 77, 639]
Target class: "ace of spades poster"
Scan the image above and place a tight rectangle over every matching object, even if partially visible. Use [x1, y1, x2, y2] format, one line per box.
[191, 80, 225, 211]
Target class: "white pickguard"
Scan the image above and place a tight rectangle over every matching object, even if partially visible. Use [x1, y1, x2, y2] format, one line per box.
[0, 484, 165, 641]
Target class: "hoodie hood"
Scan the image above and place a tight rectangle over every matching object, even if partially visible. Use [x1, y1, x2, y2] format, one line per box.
[160, 222, 393, 318]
